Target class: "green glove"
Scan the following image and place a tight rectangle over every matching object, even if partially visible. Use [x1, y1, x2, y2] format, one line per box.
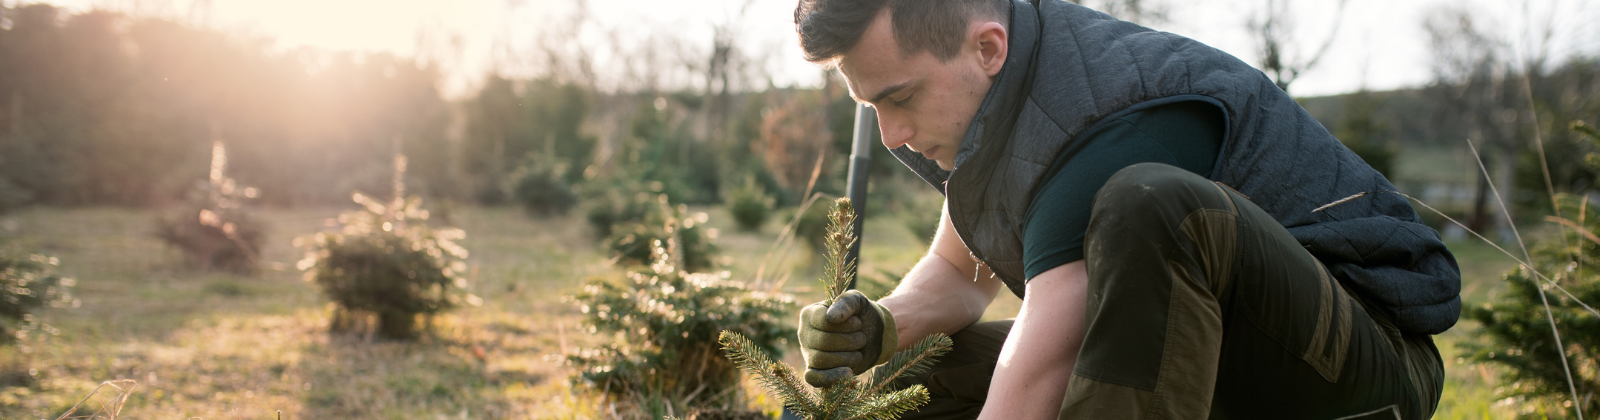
[798, 290, 898, 387]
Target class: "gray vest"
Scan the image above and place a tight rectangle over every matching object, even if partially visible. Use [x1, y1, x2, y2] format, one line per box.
[893, 0, 1461, 335]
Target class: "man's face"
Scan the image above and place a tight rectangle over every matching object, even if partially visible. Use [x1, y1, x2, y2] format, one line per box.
[837, 9, 1002, 171]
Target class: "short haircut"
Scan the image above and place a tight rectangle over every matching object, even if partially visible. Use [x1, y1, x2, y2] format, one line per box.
[795, 0, 1011, 64]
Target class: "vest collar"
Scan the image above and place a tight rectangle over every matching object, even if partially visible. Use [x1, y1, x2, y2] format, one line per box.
[952, 0, 1040, 171]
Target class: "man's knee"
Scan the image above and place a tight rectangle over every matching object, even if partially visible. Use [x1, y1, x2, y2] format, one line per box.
[1089, 163, 1220, 233]
[1093, 163, 1212, 211]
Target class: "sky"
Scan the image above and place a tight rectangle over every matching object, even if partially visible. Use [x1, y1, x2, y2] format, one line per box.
[23, 0, 1600, 99]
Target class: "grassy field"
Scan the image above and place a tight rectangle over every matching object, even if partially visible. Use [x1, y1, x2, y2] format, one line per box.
[0, 204, 1529, 419]
[0, 204, 942, 419]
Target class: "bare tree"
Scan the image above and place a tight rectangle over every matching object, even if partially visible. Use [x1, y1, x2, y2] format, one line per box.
[1245, 0, 1349, 92]
[1422, 5, 1518, 234]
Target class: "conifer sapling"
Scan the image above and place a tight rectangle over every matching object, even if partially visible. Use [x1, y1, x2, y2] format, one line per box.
[719, 198, 953, 419]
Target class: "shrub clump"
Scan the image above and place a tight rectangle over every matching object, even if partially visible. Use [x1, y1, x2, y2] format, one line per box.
[1465, 122, 1600, 417]
[0, 252, 77, 345]
[565, 236, 794, 415]
[297, 155, 480, 340]
[605, 194, 722, 274]
[155, 142, 264, 273]
[580, 182, 658, 238]
[726, 176, 775, 232]
[508, 158, 578, 217]
[0, 177, 32, 215]
[1466, 195, 1600, 417]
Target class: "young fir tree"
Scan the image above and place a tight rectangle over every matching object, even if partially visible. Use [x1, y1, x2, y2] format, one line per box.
[297, 154, 478, 340]
[155, 141, 265, 273]
[719, 198, 953, 420]
[1465, 121, 1600, 418]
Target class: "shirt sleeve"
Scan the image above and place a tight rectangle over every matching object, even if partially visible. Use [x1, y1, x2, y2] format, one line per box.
[1021, 100, 1225, 280]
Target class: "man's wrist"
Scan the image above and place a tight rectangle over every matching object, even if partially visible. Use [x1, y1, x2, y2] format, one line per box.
[872, 301, 898, 365]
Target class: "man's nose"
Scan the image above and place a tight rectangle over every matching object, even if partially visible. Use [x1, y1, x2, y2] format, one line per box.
[877, 113, 912, 149]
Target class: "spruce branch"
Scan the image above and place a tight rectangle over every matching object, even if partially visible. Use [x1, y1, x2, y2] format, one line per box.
[865, 333, 953, 395]
[842, 386, 932, 420]
[719, 330, 820, 413]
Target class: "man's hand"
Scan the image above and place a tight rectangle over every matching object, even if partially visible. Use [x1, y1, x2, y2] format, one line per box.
[798, 290, 898, 387]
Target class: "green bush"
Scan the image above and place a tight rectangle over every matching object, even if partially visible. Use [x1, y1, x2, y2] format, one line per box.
[726, 176, 775, 232]
[0, 252, 77, 345]
[579, 180, 659, 238]
[565, 240, 794, 415]
[605, 195, 721, 274]
[897, 191, 944, 245]
[1465, 122, 1600, 418]
[0, 178, 31, 215]
[508, 159, 578, 217]
[792, 200, 832, 256]
[154, 142, 265, 273]
[1465, 195, 1600, 418]
[297, 156, 479, 340]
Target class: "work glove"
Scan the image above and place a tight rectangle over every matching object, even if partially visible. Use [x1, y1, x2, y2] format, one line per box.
[798, 290, 898, 387]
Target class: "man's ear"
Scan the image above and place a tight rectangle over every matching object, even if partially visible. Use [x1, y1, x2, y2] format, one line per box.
[972, 21, 1008, 77]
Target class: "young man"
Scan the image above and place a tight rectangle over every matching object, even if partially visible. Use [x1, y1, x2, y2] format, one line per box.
[790, 0, 1461, 419]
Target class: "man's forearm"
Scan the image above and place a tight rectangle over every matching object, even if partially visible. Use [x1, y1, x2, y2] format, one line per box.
[978, 261, 1088, 419]
[878, 251, 999, 351]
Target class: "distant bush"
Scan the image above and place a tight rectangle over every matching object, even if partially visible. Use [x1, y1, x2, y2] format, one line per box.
[0, 178, 32, 214]
[0, 252, 77, 345]
[605, 195, 721, 274]
[726, 176, 774, 232]
[298, 155, 480, 340]
[897, 191, 944, 245]
[565, 239, 794, 415]
[579, 179, 660, 238]
[508, 158, 578, 217]
[155, 142, 265, 273]
[792, 200, 832, 256]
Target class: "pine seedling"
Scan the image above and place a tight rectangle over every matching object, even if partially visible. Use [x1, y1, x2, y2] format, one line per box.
[720, 197, 953, 420]
[820, 198, 856, 305]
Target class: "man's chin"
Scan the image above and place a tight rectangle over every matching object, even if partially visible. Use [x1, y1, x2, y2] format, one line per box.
[919, 147, 955, 171]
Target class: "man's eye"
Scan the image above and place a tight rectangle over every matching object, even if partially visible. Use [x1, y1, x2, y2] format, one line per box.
[893, 94, 914, 107]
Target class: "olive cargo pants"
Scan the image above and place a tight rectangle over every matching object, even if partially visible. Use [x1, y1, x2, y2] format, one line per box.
[894, 163, 1445, 419]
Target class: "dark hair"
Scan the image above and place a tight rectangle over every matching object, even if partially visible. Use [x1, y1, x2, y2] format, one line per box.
[795, 0, 1011, 64]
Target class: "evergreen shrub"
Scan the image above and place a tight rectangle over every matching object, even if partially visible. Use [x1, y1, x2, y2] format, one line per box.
[0, 178, 31, 215]
[508, 158, 578, 217]
[155, 142, 264, 273]
[297, 155, 480, 340]
[792, 200, 832, 256]
[605, 195, 721, 273]
[726, 176, 775, 232]
[0, 252, 77, 345]
[565, 238, 794, 414]
[1466, 121, 1600, 417]
[580, 181, 658, 238]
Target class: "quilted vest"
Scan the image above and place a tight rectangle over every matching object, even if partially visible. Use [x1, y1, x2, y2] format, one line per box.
[891, 0, 1461, 335]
